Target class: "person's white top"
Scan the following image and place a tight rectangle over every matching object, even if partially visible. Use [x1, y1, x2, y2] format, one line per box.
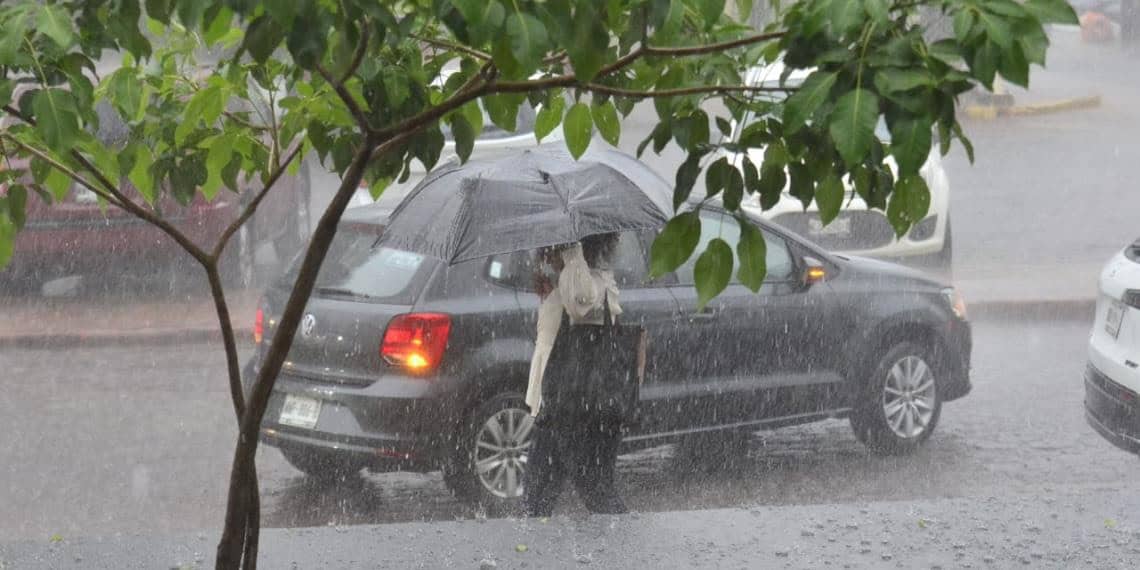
[525, 243, 622, 417]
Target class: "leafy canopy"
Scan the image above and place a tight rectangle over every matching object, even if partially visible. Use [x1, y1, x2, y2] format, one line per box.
[0, 0, 1077, 305]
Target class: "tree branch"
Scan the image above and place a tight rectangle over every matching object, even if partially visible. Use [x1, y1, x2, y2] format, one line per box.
[343, 25, 372, 83]
[578, 83, 795, 98]
[222, 111, 270, 132]
[596, 31, 786, 79]
[315, 64, 372, 132]
[211, 142, 304, 261]
[411, 33, 492, 61]
[2, 104, 210, 265]
[1, 135, 128, 211]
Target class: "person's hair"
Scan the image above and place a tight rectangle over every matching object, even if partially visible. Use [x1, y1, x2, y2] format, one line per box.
[581, 232, 619, 269]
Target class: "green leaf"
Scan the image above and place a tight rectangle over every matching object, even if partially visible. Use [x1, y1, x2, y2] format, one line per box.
[44, 168, 72, 202]
[564, 102, 593, 159]
[742, 157, 759, 193]
[145, 0, 173, 23]
[864, 0, 889, 24]
[566, 4, 609, 81]
[240, 15, 286, 64]
[873, 69, 933, 94]
[674, 111, 710, 151]
[0, 211, 13, 267]
[700, 0, 727, 28]
[203, 135, 236, 200]
[970, 41, 1000, 89]
[591, 101, 620, 146]
[506, 13, 549, 74]
[483, 93, 524, 133]
[736, 220, 767, 291]
[723, 166, 744, 211]
[534, 94, 565, 143]
[7, 184, 26, 230]
[787, 162, 813, 209]
[952, 10, 975, 42]
[828, 89, 880, 167]
[889, 116, 932, 178]
[952, 122, 975, 164]
[104, 68, 144, 121]
[177, 85, 225, 145]
[128, 145, 155, 205]
[204, 6, 234, 46]
[829, 0, 864, 36]
[650, 212, 701, 277]
[33, 90, 81, 154]
[450, 114, 475, 163]
[705, 157, 732, 199]
[462, 102, 485, 140]
[37, 5, 74, 48]
[783, 71, 837, 134]
[886, 175, 931, 236]
[756, 163, 786, 209]
[815, 173, 843, 225]
[694, 238, 733, 309]
[1024, 0, 1079, 25]
[999, 42, 1030, 88]
[674, 153, 702, 209]
[978, 10, 1012, 49]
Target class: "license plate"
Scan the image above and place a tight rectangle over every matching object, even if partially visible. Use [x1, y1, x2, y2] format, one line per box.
[1106, 299, 1125, 339]
[280, 395, 321, 429]
[809, 216, 851, 237]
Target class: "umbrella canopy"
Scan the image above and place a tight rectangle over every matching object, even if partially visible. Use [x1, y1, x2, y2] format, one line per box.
[375, 144, 672, 264]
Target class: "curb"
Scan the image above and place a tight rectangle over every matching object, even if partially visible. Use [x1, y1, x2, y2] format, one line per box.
[0, 327, 255, 349]
[964, 94, 1103, 120]
[966, 298, 1096, 321]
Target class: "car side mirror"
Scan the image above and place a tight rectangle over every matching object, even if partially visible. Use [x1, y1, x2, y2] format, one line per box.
[802, 256, 827, 287]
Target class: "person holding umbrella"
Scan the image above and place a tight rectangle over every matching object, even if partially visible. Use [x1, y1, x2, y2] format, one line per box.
[524, 232, 631, 516]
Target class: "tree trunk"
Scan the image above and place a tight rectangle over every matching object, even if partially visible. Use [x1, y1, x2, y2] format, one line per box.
[215, 138, 377, 569]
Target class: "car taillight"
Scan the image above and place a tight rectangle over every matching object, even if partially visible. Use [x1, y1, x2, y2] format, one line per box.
[254, 307, 264, 344]
[381, 313, 451, 375]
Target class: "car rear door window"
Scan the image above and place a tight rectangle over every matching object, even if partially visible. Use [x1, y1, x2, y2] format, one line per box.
[674, 213, 795, 285]
[486, 231, 651, 290]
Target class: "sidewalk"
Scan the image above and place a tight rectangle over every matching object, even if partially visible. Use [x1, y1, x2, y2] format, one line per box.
[3, 488, 1138, 569]
[0, 290, 260, 347]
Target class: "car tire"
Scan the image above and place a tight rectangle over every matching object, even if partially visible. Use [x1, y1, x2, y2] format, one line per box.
[273, 159, 312, 263]
[443, 391, 534, 514]
[279, 446, 367, 483]
[850, 342, 942, 455]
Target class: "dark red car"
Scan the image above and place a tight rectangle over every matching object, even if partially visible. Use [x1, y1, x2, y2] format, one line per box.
[1, 102, 310, 291]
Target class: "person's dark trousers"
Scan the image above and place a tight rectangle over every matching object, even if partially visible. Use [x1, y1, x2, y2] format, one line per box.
[525, 412, 627, 517]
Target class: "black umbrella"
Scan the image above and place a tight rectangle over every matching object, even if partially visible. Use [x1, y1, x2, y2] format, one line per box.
[375, 144, 672, 264]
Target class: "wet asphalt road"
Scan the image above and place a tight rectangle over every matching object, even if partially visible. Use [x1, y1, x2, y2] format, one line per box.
[0, 314, 1135, 542]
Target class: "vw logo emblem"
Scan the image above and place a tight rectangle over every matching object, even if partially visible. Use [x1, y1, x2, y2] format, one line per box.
[301, 314, 317, 338]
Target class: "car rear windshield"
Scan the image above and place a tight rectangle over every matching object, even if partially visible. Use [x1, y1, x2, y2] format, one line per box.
[281, 229, 435, 304]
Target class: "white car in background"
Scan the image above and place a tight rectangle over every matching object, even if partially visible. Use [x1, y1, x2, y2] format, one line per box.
[727, 64, 953, 275]
[348, 100, 564, 210]
[1084, 237, 1140, 454]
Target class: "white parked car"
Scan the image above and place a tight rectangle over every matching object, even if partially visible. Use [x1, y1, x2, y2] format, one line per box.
[1084, 237, 1140, 454]
[348, 100, 565, 210]
[727, 64, 953, 275]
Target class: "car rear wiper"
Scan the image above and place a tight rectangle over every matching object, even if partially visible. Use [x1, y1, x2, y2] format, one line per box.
[315, 287, 374, 300]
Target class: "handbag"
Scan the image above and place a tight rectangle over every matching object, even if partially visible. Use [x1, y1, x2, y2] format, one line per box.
[538, 293, 645, 425]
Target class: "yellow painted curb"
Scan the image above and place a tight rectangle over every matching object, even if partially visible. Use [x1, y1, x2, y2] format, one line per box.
[963, 95, 1102, 120]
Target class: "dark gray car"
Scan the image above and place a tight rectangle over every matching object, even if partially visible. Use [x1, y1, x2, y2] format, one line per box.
[245, 203, 972, 509]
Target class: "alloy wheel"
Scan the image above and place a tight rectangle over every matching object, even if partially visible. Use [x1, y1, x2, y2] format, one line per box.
[474, 407, 534, 499]
[881, 355, 937, 439]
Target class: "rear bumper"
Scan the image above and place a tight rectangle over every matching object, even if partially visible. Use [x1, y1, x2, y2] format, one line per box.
[1084, 363, 1140, 454]
[249, 361, 457, 472]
